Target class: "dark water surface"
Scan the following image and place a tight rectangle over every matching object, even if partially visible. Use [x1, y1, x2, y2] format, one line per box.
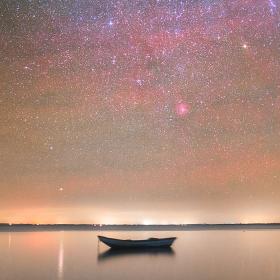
[1, 230, 280, 280]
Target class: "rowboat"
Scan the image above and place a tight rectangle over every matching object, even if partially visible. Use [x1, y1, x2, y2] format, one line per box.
[98, 235, 176, 249]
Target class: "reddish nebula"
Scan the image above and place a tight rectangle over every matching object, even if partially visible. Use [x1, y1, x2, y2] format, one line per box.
[175, 102, 190, 117]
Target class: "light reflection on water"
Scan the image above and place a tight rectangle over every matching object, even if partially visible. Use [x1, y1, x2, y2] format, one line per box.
[8, 233, 11, 249]
[57, 232, 64, 280]
[1, 230, 280, 280]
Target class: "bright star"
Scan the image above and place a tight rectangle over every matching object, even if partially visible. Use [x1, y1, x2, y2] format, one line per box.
[136, 79, 143, 86]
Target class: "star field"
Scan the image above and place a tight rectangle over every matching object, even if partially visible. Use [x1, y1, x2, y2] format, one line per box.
[0, 0, 280, 224]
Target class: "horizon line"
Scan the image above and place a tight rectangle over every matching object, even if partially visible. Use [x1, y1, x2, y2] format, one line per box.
[2, 223, 280, 226]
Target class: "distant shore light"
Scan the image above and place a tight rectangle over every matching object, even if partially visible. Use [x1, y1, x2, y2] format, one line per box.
[142, 219, 153, 225]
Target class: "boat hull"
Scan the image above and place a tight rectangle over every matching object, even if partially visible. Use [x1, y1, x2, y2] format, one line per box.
[98, 235, 176, 249]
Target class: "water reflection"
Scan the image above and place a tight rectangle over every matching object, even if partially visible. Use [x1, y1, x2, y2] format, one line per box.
[1, 230, 280, 280]
[57, 232, 64, 280]
[8, 232, 11, 249]
[98, 247, 175, 262]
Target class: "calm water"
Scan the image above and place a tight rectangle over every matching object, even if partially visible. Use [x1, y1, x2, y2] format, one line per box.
[1, 230, 280, 280]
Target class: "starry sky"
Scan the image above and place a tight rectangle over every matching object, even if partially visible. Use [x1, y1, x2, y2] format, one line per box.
[0, 0, 280, 224]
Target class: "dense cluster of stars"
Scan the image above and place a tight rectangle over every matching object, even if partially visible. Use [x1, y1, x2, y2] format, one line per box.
[0, 0, 280, 224]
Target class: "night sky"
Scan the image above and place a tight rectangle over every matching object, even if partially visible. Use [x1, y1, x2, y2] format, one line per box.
[1, 0, 280, 224]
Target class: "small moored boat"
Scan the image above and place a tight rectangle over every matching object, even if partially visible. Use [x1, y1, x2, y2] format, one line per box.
[98, 235, 176, 249]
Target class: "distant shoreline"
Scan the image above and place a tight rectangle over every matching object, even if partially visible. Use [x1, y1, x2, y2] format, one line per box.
[1, 223, 280, 232]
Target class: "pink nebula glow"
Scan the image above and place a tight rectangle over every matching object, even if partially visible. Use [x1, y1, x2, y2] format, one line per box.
[176, 102, 190, 117]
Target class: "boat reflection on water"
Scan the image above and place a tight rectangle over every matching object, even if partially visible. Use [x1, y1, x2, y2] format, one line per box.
[98, 247, 175, 262]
